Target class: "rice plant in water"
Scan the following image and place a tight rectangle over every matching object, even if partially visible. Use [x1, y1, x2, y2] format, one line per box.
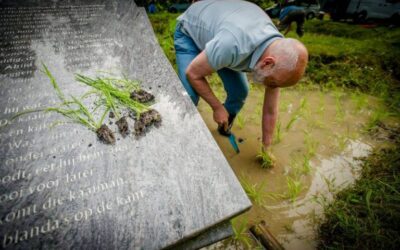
[290, 154, 312, 177]
[256, 148, 276, 169]
[304, 131, 319, 157]
[273, 120, 282, 144]
[285, 176, 303, 203]
[350, 91, 368, 112]
[285, 114, 300, 131]
[230, 217, 252, 249]
[302, 155, 312, 175]
[335, 133, 349, 151]
[240, 175, 267, 206]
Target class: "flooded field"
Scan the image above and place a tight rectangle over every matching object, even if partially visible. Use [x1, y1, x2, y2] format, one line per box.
[199, 81, 395, 249]
[149, 12, 400, 249]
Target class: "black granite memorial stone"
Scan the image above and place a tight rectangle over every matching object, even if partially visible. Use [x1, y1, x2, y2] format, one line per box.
[0, 1, 251, 249]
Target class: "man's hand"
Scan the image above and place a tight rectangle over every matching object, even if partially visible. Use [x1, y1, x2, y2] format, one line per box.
[213, 105, 229, 130]
[187, 51, 227, 129]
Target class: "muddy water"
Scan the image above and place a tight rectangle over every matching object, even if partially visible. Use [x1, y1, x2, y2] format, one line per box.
[198, 84, 384, 250]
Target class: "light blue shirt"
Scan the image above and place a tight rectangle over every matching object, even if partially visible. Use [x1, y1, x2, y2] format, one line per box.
[177, 0, 283, 72]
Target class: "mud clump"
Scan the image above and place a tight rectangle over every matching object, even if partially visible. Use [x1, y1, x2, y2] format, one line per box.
[130, 89, 155, 103]
[96, 124, 116, 144]
[116, 116, 129, 136]
[134, 109, 162, 136]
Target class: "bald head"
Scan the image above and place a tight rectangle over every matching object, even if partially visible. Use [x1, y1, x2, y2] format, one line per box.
[252, 38, 308, 88]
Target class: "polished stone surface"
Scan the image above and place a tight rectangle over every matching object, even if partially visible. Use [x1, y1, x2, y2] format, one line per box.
[0, 1, 251, 249]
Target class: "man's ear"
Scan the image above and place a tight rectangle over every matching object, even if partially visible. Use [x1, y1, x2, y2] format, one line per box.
[259, 56, 275, 70]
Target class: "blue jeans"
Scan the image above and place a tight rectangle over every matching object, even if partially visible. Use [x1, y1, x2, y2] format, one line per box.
[173, 23, 249, 116]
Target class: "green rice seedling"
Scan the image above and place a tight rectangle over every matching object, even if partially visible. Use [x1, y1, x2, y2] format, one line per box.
[285, 176, 303, 203]
[335, 99, 345, 122]
[230, 217, 252, 249]
[256, 149, 276, 169]
[289, 154, 312, 177]
[284, 98, 307, 131]
[236, 113, 246, 129]
[335, 133, 349, 151]
[13, 65, 115, 144]
[299, 97, 308, 113]
[350, 91, 368, 112]
[304, 131, 319, 157]
[279, 99, 290, 112]
[273, 120, 282, 144]
[317, 101, 325, 116]
[285, 114, 300, 131]
[307, 117, 326, 129]
[75, 74, 150, 117]
[239, 175, 267, 206]
[333, 89, 345, 122]
[302, 154, 312, 175]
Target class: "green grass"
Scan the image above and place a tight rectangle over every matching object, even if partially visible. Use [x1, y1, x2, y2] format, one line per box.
[148, 12, 179, 70]
[318, 140, 400, 249]
[300, 20, 400, 115]
[364, 107, 393, 132]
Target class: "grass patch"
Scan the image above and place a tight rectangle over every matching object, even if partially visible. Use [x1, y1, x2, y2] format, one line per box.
[148, 12, 179, 69]
[318, 139, 400, 249]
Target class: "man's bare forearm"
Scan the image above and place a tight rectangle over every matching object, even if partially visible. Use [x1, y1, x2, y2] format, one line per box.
[185, 51, 223, 111]
[187, 75, 223, 111]
[262, 87, 280, 148]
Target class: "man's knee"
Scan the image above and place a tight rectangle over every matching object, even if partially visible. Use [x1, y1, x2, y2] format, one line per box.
[238, 83, 249, 100]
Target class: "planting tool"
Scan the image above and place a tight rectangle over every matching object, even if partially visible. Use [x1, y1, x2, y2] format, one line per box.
[228, 133, 240, 153]
[218, 114, 240, 153]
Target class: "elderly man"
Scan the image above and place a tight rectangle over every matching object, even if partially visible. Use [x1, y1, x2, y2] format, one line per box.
[174, 0, 308, 152]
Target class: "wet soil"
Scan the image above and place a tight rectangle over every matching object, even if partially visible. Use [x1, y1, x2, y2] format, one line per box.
[96, 124, 116, 144]
[116, 116, 129, 136]
[134, 109, 162, 136]
[130, 89, 155, 103]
